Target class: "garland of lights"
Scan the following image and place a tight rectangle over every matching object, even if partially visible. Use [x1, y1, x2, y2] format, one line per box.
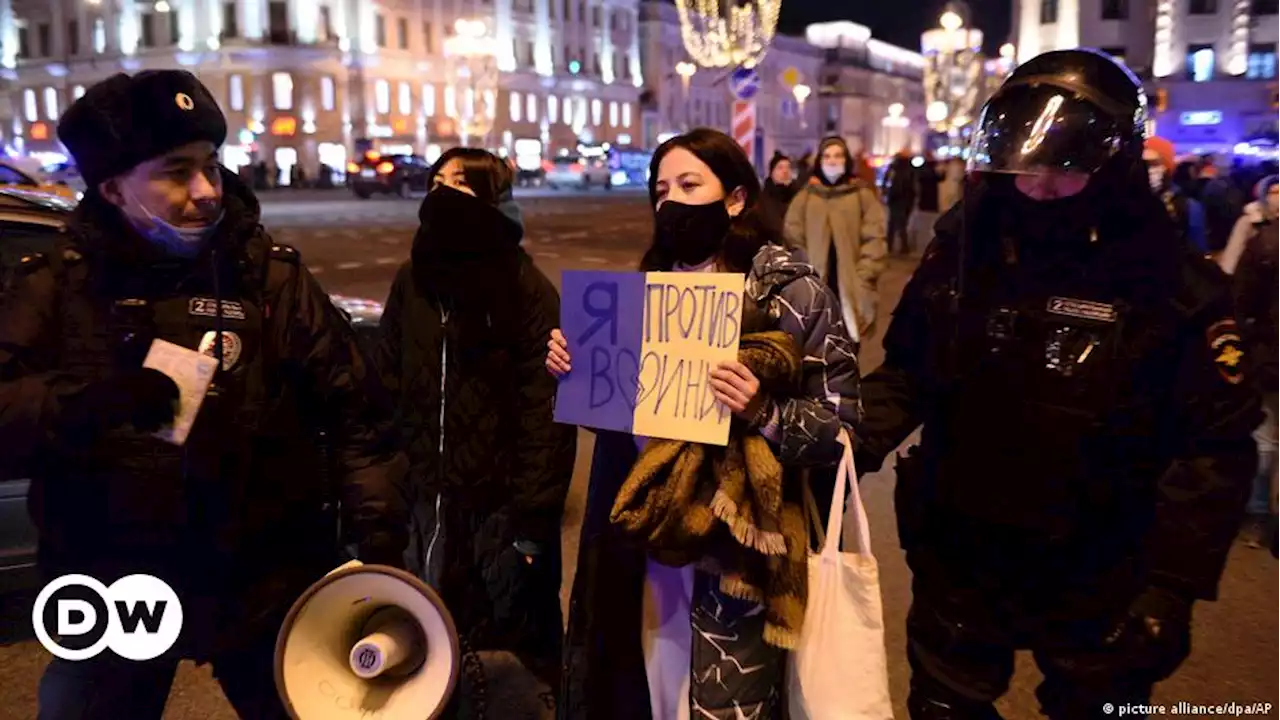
[674, 0, 781, 69]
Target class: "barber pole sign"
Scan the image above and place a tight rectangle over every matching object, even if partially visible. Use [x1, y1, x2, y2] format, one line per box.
[733, 100, 756, 161]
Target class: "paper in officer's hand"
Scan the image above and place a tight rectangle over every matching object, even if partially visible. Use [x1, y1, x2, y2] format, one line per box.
[141, 339, 219, 446]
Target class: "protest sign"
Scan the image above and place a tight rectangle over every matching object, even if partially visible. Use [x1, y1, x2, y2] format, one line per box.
[554, 270, 745, 445]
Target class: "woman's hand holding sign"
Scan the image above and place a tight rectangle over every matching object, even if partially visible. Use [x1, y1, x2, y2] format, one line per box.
[547, 329, 571, 377]
[709, 361, 763, 421]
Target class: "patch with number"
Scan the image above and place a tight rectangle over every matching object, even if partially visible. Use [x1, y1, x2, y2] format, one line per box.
[198, 330, 243, 372]
[1207, 319, 1245, 385]
[188, 297, 246, 321]
[1046, 297, 1118, 323]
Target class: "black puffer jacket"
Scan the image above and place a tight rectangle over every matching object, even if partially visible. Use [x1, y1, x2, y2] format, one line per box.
[0, 171, 409, 659]
[373, 190, 577, 692]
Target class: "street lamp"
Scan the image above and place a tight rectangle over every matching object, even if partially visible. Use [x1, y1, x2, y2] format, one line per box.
[675, 61, 697, 131]
[444, 18, 500, 147]
[792, 83, 811, 128]
[674, 0, 781, 69]
[921, 1, 982, 137]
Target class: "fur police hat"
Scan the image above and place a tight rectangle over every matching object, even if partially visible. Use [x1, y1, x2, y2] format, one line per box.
[57, 70, 227, 190]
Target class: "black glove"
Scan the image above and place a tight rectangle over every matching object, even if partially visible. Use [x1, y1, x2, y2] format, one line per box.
[62, 368, 180, 436]
[1103, 586, 1194, 682]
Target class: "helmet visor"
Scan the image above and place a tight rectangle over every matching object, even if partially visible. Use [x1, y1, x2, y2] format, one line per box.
[966, 84, 1124, 175]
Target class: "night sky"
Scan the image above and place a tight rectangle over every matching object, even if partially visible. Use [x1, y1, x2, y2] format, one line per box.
[775, 0, 1013, 55]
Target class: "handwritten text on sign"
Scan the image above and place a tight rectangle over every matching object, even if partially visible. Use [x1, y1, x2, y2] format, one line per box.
[554, 270, 745, 445]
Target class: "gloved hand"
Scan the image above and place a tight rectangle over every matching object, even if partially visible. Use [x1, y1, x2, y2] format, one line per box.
[1103, 586, 1194, 682]
[62, 368, 180, 436]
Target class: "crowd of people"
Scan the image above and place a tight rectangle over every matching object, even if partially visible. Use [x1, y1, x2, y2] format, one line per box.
[0, 47, 1273, 720]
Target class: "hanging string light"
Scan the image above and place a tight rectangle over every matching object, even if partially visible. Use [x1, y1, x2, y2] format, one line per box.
[674, 0, 782, 69]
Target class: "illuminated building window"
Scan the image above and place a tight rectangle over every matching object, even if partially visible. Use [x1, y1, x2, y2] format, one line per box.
[93, 18, 105, 53]
[321, 76, 335, 111]
[423, 84, 436, 116]
[608, 101, 618, 127]
[548, 95, 559, 124]
[375, 80, 390, 114]
[622, 102, 631, 128]
[562, 96, 573, 126]
[229, 74, 244, 111]
[1188, 45, 1215, 81]
[591, 98, 601, 126]
[527, 94, 537, 122]
[23, 89, 37, 123]
[444, 86, 457, 118]
[1247, 44, 1278, 78]
[511, 91, 522, 122]
[272, 72, 294, 110]
[73, 85, 85, 99]
[43, 87, 58, 120]
[399, 82, 412, 114]
[1040, 0, 1058, 23]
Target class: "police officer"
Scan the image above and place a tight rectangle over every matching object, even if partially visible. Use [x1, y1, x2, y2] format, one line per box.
[855, 50, 1260, 718]
[0, 71, 409, 718]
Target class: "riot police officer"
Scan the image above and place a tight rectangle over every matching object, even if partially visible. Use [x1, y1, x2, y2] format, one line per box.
[855, 50, 1260, 718]
[0, 71, 409, 718]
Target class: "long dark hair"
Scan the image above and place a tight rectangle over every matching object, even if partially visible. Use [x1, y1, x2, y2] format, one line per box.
[424, 147, 514, 208]
[640, 128, 779, 273]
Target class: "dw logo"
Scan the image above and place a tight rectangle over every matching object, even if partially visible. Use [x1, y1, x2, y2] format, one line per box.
[32, 574, 184, 661]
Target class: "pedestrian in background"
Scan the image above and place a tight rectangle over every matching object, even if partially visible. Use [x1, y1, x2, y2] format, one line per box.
[908, 151, 944, 255]
[757, 150, 798, 241]
[1145, 136, 1208, 253]
[784, 135, 887, 342]
[0, 70, 410, 719]
[938, 157, 966, 215]
[1220, 175, 1278, 275]
[881, 149, 916, 254]
[548, 128, 863, 720]
[372, 147, 577, 710]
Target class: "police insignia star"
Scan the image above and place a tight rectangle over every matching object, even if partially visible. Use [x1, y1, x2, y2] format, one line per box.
[198, 331, 243, 372]
[1206, 319, 1245, 385]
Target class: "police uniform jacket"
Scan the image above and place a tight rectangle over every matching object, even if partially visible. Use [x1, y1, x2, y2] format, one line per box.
[855, 182, 1261, 602]
[0, 170, 409, 659]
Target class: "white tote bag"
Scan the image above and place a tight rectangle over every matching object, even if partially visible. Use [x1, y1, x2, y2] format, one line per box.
[787, 430, 894, 720]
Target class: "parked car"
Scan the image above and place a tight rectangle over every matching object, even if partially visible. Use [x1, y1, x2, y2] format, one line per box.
[0, 161, 80, 202]
[545, 154, 612, 190]
[346, 151, 431, 199]
[0, 188, 387, 594]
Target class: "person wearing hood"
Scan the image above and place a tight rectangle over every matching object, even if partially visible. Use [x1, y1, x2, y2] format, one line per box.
[1219, 174, 1279, 275]
[783, 136, 888, 342]
[0, 70, 410, 718]
[757, 150, 798, 240]
[545, 128, 863, 720]
[372, 147, 577, 710]
[855, 50, 1258, 718]
[1145, 136, 1208, 253]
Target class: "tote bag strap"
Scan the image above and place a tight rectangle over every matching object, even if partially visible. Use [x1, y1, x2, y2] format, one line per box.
[803, 429, 872, 557]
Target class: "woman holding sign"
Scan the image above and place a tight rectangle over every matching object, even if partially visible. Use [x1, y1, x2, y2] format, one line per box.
[373, 148, 577, 711]
[548, 129, 864, 719]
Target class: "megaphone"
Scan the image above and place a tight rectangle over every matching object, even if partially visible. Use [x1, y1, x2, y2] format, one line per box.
[274, 560, 460, 719]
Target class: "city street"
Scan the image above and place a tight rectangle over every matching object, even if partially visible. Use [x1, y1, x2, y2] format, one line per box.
[0, 189, 1275, 719]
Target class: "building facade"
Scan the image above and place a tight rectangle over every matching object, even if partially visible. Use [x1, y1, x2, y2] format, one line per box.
[637, 0, 823, 163]
[1, 0, 643, 184]
[805, 21, 928, 160]
[1012, 0, 1278, 155]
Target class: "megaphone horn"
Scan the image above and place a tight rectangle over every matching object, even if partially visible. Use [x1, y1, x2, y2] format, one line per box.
[275, 561, 461, 719]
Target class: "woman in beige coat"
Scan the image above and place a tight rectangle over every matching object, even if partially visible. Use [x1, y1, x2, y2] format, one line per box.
[784, 136, 888, 342]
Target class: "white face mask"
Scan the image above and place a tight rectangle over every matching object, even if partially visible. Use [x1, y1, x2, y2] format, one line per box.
[821, 163, 845, 183]
[1147, 164, 1166, 191]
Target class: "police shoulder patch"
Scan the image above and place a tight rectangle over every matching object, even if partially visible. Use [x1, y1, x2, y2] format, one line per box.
[1206, 318, 1245, 385]
[269, 244, 301, 264]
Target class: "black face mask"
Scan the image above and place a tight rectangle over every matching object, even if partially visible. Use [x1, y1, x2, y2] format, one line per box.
[654, 200, 732, 267]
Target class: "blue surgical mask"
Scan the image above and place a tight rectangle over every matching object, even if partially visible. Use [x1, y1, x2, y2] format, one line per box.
[124, 189, 223, 258]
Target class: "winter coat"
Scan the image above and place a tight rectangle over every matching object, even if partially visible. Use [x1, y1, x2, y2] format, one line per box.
[372, 199, 576, 688]
[560, 243, 863, 720]
[757, 179, 798, 240]
[0, 171, 409, 660]
[784, 177, 888, 341]
[1232, 216, 1278, 393]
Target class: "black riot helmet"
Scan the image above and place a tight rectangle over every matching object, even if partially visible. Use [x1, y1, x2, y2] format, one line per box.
[967, 48, 1148, 177]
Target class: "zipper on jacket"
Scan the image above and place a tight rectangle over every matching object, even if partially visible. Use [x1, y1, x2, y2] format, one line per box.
[424, 307, 449, 579]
